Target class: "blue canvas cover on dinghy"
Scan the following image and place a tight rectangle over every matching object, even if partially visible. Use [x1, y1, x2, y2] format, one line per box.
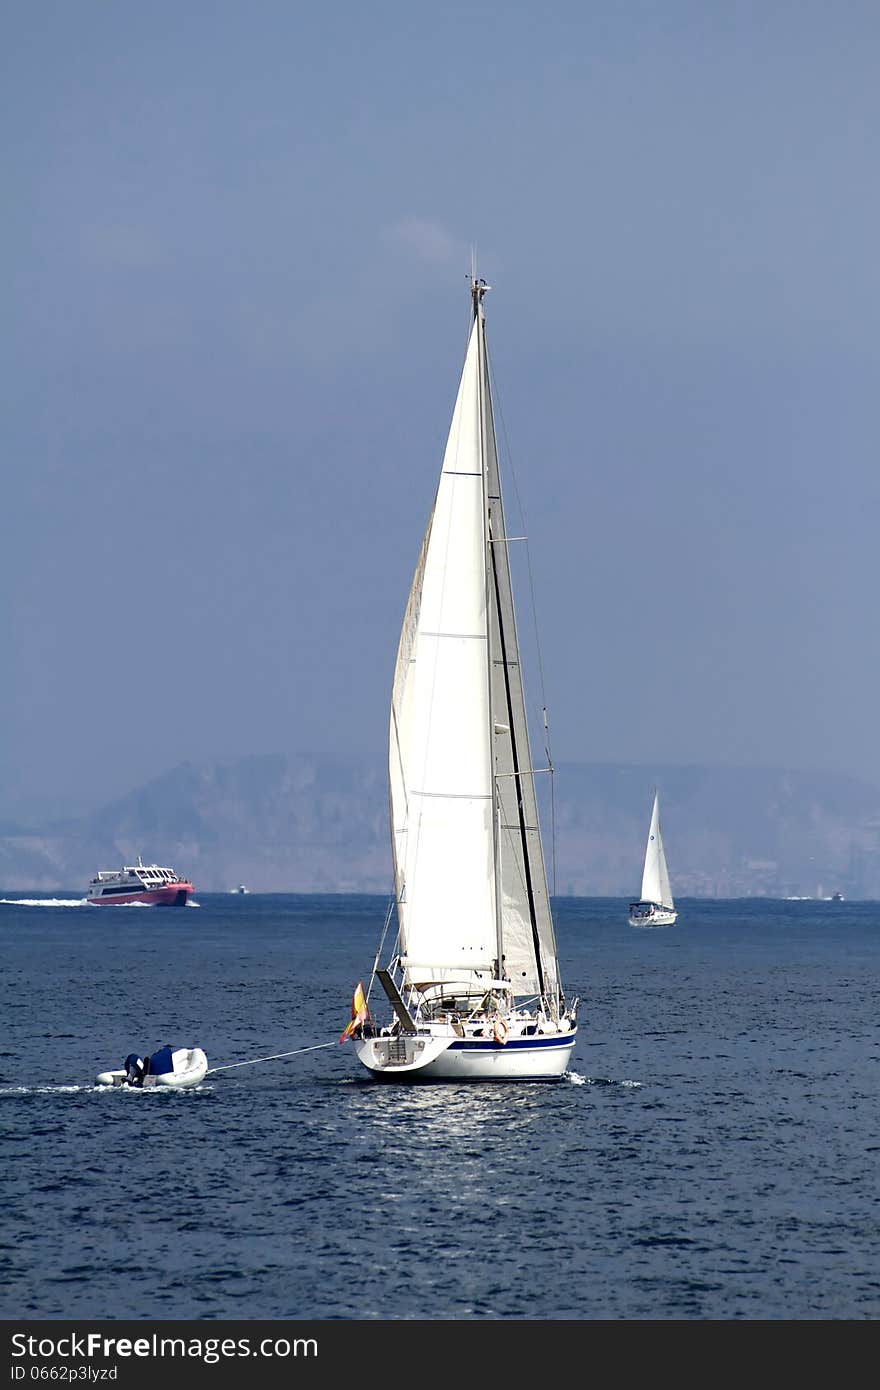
[147, 1046, 175, 1076]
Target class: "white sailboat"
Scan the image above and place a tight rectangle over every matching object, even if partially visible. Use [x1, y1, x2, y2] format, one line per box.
[345, 277, 578, 1080]
[629, 789, 677, 927]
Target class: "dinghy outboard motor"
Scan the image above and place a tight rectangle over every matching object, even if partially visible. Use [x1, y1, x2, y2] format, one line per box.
[124, 1053, 147, 1088]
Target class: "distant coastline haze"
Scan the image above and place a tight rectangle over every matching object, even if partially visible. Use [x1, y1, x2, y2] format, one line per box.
[0, 754, 876, 901]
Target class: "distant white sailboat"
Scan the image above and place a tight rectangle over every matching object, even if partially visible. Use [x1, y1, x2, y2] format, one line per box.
[342, 277, 578, 1080]
[629, 790, 677, 928]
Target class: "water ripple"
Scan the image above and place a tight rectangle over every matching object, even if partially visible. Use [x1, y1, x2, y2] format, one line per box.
[1, 893, 879, 1320]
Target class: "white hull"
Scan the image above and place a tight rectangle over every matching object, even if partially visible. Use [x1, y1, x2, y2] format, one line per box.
[629, 902, 677, 928]
[354, 1025, 576, 1081]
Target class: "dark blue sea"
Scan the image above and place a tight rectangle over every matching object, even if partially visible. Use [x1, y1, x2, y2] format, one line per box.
[2, 892, 878, 1322]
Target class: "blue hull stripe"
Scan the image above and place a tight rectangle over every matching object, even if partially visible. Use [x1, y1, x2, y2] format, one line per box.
[448, 1035, 575, 1052]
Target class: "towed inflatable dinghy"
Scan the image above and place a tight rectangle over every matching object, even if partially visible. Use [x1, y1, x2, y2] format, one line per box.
[96, 1045, 208, 1089]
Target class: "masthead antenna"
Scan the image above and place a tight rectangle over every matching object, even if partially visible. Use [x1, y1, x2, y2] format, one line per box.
[468, 252, 491, 316]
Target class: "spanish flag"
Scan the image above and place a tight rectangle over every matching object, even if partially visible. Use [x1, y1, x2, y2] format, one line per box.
[339, 980, 369, 1042]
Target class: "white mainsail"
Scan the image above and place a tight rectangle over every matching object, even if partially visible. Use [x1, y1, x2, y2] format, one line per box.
[389, 322, 495, 980]
[640, 790, 674, 909]
[388, 286, 560, 1001]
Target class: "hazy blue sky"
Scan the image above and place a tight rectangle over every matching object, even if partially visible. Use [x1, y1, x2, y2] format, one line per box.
[4, 1, 880, 818]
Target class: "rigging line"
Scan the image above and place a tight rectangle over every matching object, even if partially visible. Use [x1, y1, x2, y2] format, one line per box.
[497, 805, 530, 906]
[496, 797, 552, 930]
[545, 705, 558, 901]
[488, 499, 545, 999]
[367, 893, 397, 1002]
[550, 747, 557, 900]
[488, 347, 559, 902]
[496, 766, 552, 778]
[463, 263, 478, 355]
[477, 298, 505, 980]
[487, 347, 552, 726]
[206, 1042, 337, 1074]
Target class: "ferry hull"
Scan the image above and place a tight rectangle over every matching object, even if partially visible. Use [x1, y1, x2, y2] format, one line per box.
[354, 1029, 576, 1082]
[87, 883, 194, 907]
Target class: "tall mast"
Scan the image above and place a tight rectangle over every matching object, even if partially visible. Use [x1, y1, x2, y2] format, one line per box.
[473, 276, 547, 998]
[471, 275, 504, 980]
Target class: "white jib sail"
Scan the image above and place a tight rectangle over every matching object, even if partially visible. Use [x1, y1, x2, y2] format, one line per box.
[640, 791, 673, 908]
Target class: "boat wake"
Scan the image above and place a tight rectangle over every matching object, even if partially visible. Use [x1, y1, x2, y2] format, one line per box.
[0, 897, 87, 907]
[0, 1084, 213, 1096]
[566, 1071, 643, 1088]
[0, 1085, 101, 1095]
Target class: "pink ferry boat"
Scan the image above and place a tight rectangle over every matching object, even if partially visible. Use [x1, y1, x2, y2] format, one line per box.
[86, 857, 194, 906]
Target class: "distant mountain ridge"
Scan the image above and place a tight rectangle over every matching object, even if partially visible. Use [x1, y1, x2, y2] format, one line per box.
[3, 754, 880, 898]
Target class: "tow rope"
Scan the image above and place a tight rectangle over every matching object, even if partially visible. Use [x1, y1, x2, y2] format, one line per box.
[206, 1041, 337, 1075]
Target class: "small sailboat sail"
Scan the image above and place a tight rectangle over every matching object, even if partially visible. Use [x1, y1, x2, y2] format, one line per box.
[346, 278, 578, 1080]
[629, 790, 677, 927]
